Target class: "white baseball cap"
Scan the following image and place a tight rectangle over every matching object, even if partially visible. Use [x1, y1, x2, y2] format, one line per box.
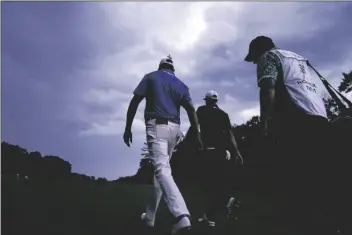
[203, 90, 218, 100]
[159, 55, 174, 66]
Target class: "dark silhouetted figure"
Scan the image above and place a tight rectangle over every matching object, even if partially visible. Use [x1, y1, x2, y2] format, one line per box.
[244, 36, 331, 234]
[195, 90, 243, 228]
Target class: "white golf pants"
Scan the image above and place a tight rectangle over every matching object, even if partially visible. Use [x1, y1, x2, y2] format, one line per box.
[144, 119, 190, 226]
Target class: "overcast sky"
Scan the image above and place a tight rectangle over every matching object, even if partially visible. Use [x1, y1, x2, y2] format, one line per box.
[2, 2, 352, 180]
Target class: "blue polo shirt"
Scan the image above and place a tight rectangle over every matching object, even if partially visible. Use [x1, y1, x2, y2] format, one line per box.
[133, 69, 192, 124]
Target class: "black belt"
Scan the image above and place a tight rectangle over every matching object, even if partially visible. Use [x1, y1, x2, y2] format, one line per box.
[147, 117, 169, 125]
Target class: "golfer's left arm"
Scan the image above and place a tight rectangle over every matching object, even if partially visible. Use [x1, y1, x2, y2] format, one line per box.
[259, 87, 275, 122]
[125, 75, 147, 131]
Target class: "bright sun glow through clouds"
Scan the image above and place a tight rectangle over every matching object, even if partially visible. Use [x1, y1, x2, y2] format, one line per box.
[174, 3, 211, 51]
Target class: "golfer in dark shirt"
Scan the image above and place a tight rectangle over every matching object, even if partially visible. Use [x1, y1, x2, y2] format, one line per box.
[196, 90, 243, 227]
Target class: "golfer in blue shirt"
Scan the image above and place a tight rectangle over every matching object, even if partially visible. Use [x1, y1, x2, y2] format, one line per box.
[123, 55, 203, 235]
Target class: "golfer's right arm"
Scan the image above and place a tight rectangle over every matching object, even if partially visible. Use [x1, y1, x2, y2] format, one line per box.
[181, 89, 200, 133]
[257, 52, 278, 122]
[125, 95, 143, 131]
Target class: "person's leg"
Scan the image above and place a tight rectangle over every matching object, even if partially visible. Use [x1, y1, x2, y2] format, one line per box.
[167, 122, 193, 234]
[290, 116, 329, 234]
[271, 123, 302, 234]
[281, 120, 313, 234]
[273, 116, 327, 234]
[196, 150, 215, 225]
[144, 175, 163, 226]
[198, 149, 210, 218]
[204, 150, 228, 222]
[221, 152, 238, 217]
[308, 117, 341, 234]
[204, 153, 218, 222]
[146, 120, 191, 229]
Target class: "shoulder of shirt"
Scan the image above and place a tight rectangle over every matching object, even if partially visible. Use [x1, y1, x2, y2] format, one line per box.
[147, 70, 161, 76]
[151, 70, 183, 80]
[200, 105, 226, 114]
[146, 70, 167, 76]
[144, 70, 168, 81]
[217, 108, 228, 116]
[197, 105, 206, 111]
[143, 71, 154, 79]
[260, 50, 281, 64]
[197, 105, 209, 114]
[176, 77, 188, 89]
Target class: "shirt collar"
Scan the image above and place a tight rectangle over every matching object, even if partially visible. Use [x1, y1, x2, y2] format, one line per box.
[160, 69, 175, 76]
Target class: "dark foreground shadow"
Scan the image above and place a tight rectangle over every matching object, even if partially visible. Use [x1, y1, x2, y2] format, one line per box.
[4, 180, 347, 235]
[2, 180, 266, 235]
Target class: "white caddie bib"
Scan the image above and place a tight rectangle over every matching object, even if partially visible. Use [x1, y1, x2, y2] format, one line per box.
[271, 49, 327, 118]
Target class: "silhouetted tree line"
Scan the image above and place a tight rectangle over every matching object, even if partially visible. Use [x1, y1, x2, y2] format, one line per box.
[111, 156, 153, 185]
[1, 142, 108, 183]
[338, 71, 352, 94]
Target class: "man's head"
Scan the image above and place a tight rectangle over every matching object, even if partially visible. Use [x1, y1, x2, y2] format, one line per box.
[244, 36, 276, 64]
[158, 55, 175, 72]
[203, 90, 218, 106]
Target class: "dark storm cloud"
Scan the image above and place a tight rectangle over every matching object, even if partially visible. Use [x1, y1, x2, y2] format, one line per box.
[1, 2, 140, 179]
[278, 3, 352, 68]
[2, 2, 351, 180]
[188, 2, 352, 106]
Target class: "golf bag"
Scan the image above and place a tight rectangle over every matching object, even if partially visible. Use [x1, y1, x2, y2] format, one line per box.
[307, 61, 352, 120]
[307, 61, 352, 154]
[307, 61, 352, 232]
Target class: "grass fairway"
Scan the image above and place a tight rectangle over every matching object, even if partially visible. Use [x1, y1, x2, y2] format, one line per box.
[2, 180, 287, 235]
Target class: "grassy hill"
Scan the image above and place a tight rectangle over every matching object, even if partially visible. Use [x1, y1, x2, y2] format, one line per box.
[2, 179, 302, 235]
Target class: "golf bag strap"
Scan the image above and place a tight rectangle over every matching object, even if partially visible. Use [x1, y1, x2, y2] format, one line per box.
[307, 61, 352, 110]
